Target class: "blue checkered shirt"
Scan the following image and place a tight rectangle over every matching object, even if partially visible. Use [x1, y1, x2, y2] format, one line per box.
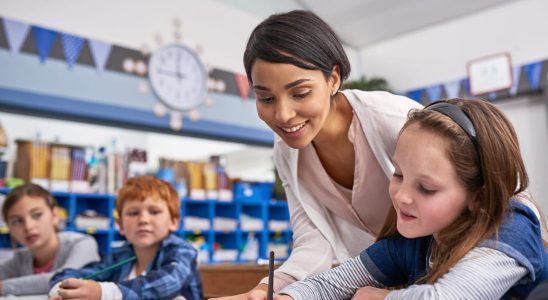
[50, 233, 203, 300]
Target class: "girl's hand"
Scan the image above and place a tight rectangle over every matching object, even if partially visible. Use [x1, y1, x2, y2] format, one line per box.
[351, 286, 390, 300]
[56, 278, 101, 300]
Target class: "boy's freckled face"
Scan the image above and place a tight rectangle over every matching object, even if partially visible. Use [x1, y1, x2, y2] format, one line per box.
[118, 197, 178, 250]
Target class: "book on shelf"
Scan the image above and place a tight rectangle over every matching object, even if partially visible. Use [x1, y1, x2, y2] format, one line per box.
[74, 209, 110, 230]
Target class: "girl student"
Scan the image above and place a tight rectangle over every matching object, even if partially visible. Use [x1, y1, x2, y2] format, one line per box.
[0, 183, 100, 295]
[275, 99, 548, 299]
[215, 10, 422, 299]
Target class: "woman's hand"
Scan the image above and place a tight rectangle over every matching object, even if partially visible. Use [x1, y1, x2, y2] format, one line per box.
[209, 283, 296, 300]
[351, 286, 390, 300]
[55, 278, 101, 300]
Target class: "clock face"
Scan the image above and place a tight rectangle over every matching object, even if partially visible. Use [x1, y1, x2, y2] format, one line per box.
[148, 44, 208, 111]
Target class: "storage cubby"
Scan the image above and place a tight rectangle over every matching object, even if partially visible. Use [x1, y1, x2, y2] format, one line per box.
[0, 182, 292, 264]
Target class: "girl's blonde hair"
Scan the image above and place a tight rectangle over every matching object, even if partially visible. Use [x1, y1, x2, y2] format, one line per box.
[378, 98, 544, 283]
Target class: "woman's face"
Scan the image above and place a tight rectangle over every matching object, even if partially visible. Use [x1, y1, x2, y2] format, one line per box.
[251, 59, 338, 149]
[6, 196, 58, 251]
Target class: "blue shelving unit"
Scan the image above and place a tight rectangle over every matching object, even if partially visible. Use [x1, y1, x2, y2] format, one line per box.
[0, 183, 292, 264]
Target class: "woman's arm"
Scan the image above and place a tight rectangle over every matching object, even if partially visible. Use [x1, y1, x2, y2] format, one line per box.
[385, 247, 527, 300]
[279, 256, 383, 300]
[259, 161, 336, 292]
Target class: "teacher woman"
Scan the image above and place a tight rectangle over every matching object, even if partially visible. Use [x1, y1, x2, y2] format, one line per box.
[216, 10, 422, 300]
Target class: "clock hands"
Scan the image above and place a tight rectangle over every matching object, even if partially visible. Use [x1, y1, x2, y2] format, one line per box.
[156, 68, 187, 80]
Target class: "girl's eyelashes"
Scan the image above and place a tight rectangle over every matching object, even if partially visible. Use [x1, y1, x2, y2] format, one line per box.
[419, 185, 436, 195]
[8, 218, 23, 227]
[392, 172, 403, 178]
[31, 212, 43, 220]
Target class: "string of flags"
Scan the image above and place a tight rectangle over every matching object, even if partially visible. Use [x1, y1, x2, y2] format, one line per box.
[405, 60, 546, 104]
[1, 17, 252, 101]
[3, 18, 112, 73]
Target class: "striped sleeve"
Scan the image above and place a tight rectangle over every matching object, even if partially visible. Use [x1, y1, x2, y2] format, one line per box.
[280, 247, 527, 300]
[386, 247, 528, 300]
[279, 256, 383, 300]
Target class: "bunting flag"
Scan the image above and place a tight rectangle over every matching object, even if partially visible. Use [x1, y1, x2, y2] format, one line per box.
[406, 89, 423, 103]
[488, 92, 497, 100]
[522, 61, 543, 91]
[61, 33, 85, 69]
[426, 84, 442, 102]
[234, 73, 250, 100]
[88, 39, 112, 73]
[31, 26, 57, 63]
[2, 18, 30, 54]
[509, 66, 521, 96]
[443, 80, 461, 99]
[461, 79, 471, 97]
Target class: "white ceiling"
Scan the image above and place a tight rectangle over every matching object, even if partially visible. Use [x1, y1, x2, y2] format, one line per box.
[218, 0, 520, 49]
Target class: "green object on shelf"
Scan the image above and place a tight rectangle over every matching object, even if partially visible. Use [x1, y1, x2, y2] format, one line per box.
[5, 178, 24, 189]
[83, 256, 136, 280]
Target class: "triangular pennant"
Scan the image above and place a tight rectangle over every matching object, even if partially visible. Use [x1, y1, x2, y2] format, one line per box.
[509, 66, 521, 96]
[61, 33, 85, 69]
[406, 89, 423, 103]
[2, 18, 30, 54]
[88, 39, 112, 73]
[443, 80, 460, 98]
[523, 61, 543, 91]
[426, 84, 442, 102]
[234, 73, 250, 100]
[461, 79, 471, 97]
[31, 26, 57, 63]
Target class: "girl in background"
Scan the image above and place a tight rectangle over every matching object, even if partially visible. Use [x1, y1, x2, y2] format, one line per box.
[0, 183, 100, 295]
[276, 99, 548, 299]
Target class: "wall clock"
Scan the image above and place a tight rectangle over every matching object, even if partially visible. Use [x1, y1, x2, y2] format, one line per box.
[148, 44, 208, 111]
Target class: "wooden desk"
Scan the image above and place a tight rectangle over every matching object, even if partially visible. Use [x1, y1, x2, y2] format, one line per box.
[199, 264, 275, 299]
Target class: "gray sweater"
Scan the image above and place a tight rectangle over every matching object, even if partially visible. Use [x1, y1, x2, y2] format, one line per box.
[0, 231, 100, 295]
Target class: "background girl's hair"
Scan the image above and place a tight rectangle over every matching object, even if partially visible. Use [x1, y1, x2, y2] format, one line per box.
[2, 183, 56, 221]
[378, 98, 537, 283]
[243, 10, 350, 84]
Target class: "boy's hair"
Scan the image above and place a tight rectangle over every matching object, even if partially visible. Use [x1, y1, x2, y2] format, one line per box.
[378, 98, 537, 283]
[243, 10, 350, 86]
[2, 183, 56, 221]
[116, 176, 180, 221]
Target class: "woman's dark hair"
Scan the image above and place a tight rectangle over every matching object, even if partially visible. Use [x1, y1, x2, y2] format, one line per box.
[2, 183, 56, 221]
[243, 10, 350, 85]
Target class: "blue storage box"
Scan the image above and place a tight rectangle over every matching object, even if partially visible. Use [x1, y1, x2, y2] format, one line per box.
[233, 181, 273, 202]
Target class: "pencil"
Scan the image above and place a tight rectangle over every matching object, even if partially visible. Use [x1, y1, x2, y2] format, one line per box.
[83, 256, 136, 280]
[267, 251, 274, 300]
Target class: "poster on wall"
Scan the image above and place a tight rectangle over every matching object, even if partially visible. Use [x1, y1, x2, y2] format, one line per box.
[467, 52, 513, 96]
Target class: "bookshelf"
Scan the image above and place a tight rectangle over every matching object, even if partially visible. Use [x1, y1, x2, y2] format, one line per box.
[0, 182, 292, 264]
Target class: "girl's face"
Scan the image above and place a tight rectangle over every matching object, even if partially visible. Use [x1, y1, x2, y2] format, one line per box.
[251, 59, 338, 149]
[6, 195, 58, 250]
[389, 124, 476, 240]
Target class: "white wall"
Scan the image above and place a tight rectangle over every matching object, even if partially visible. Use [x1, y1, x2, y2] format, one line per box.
[359, 0, 548, 91]
[358, 0, 548, 215]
